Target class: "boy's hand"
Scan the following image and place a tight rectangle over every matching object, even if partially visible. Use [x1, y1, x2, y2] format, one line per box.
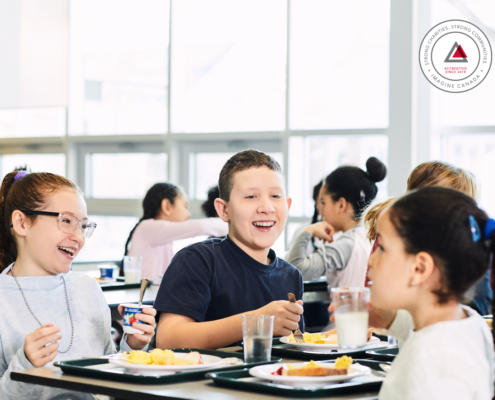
[304, 221, 335, 242]
[24, 324, 61, 367]
[118, 306, 157, 350]
[328, 302, 396, 330]
[257, 300, 304, 336]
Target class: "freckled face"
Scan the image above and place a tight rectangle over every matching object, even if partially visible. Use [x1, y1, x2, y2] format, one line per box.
[368, 210, 415, 310]
[226, 167, 291, 253]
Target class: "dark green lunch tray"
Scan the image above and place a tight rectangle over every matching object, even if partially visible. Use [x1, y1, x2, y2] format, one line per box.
[207, 359, 386, 398]
[270, 342, 389, 360]
[54, 348, 282, 385]
[365, 347, 398, 362]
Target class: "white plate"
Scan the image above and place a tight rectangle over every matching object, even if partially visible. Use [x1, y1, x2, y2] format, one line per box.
[279, 335, 387, 352]
[108, 352, 223, 375]
[249, 362, 370, 387]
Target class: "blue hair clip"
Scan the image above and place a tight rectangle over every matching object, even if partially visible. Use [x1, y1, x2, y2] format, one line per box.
[469, 215, 481, 242]
[484, 218, 495, 240]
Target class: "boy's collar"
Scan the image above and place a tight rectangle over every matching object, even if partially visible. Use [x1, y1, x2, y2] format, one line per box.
[224, 235, 279, 273]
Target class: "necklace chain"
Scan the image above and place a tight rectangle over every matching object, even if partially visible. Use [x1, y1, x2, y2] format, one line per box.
[11, 265, 74, 354]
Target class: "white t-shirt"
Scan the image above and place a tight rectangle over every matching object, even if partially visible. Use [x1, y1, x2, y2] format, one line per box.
[380, 307, 494, 400]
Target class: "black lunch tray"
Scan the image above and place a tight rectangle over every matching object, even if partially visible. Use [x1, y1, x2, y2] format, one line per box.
[54, 348, 282, 385]
[207, 359, 387, 398]
[365, 347, 398, 362]
[99, 277, 153, 291]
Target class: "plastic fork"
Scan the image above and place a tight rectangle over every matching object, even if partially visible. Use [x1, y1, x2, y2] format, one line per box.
[287, 293, 305, 343]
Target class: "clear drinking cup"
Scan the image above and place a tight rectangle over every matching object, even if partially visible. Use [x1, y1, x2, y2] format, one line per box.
[242, 315, 274, 363]
[123, 256, 143, 284]
[331, 287, 370, 348]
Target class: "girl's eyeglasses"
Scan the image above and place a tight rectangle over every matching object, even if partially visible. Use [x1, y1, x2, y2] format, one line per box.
[21, 211, 97, 239]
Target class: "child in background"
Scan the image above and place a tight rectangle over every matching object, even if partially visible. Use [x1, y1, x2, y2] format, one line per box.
[0, 171, 156, 400]
[155, 150, 304, 349]
[200, 186, 226, 239]
[286, 157, 387, 289]
[201, 186, 220, 218]
[125, 183, 228, 282]
[368, 187, 494, 399]
[362, 161, 492, 316]
[287, 180, 324, 257]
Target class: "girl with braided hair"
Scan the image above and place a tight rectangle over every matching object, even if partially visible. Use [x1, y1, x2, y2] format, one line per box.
[124, 183, 227, 282]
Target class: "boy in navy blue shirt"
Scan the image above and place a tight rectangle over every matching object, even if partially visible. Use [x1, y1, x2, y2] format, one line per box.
[155, 150, 304, 349]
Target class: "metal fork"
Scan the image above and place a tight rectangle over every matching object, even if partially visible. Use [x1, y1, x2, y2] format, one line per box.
[287, 293, 305, 343]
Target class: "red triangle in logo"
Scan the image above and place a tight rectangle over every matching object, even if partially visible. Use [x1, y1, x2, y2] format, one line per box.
[453, 45, 467, 58]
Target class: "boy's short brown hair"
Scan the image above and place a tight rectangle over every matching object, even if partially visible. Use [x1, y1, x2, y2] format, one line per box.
[218, 149, 282, 202]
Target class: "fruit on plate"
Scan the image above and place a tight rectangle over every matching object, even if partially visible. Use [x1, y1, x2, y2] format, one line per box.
[177, 351, 203, 365]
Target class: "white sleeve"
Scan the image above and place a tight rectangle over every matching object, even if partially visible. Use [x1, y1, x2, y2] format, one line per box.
[405, 350, 478, 400]
[410, 377, 471, 400]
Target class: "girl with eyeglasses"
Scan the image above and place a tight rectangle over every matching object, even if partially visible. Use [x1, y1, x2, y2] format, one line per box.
[0, 171, 157, 400]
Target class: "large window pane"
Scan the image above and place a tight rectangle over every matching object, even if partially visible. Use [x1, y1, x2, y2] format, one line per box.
[88, 153, 167, 198]
[171, 0, 286, 133]
[288, 135, 388, 217]
[0, 0, 68, 110]
[190, 152, 283, 200]
[431, 0, 495, 126]
[290, 0, 390, 130]
[69, 0, 169, 135]
[0, 107, 65, 138]
[440, 133, 495, 216]
[75, 215, 138, 262]
[1, 154, 66, 179]
[0, 0, 68, 138]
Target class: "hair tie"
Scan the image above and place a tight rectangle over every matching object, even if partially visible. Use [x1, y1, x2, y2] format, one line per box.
[468, 215, 481, 242]
[14, 171, 29, 181]
[484, 218, 495, 240]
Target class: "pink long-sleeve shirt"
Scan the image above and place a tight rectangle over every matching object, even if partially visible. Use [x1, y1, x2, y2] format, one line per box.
[127, 218, 228, 282]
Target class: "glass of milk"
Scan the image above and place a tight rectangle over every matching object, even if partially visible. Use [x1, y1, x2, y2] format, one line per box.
[123, 256, 143, 284]
[331, 287, 370, 348]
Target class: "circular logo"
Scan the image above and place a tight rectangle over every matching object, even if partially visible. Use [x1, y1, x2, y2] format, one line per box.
[419, 20, 492, 93]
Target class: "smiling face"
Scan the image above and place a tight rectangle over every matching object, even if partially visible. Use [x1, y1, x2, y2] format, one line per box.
[368, 210, 415, 309]
[15, 189, 88, 276]
[217, 166, 291, 261]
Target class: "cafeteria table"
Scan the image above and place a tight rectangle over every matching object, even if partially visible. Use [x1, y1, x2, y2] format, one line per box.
[11, 362, 379, 400]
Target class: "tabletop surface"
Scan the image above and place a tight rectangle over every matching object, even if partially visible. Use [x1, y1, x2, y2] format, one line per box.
[11, 365, 379, 400]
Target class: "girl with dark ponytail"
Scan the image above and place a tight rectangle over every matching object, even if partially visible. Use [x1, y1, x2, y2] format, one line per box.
[124, 183, 227, 282]
[286, 157, 387, 296]
[366, 187, 494, 399]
